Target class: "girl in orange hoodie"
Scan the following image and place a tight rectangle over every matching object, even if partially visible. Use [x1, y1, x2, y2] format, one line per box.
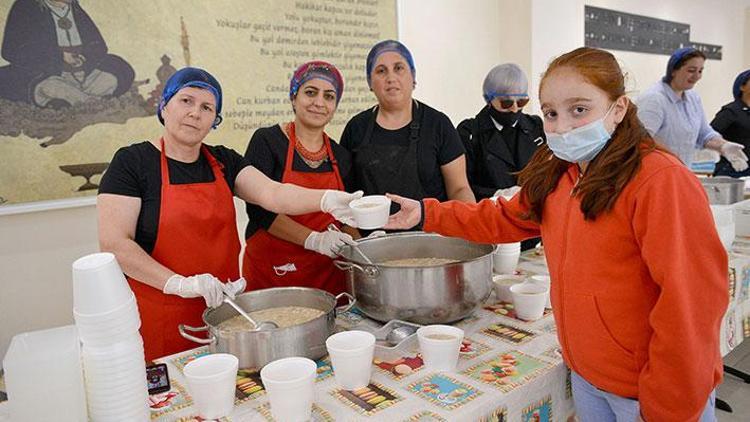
[385, 47, 728, 422]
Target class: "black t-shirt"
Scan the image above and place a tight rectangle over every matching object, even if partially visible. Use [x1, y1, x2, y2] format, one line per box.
[339, 101, 465, 200]
[243, 125, 354, 239]
[712, 99, 750, 147]
[98, 141, 250, 254]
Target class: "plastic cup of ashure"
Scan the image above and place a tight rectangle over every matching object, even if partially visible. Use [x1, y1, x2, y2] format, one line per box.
[526, 275, 552, 308]
[349, 195, 391, 229]
[260, 357, 317, 422]
[183, 354, 239, 419]
[416, 325, 464, 372]
[492, 274, 526, 302]
[72, 252, 131, 315]
[325, 330, 376, 390]
[509, 283, 548, 321]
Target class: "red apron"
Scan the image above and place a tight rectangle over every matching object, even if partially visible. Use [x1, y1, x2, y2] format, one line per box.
[129, 139, 241, 361]
[242, 123, 346, 295]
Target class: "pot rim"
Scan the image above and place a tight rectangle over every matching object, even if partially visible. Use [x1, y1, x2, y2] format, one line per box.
[201, 286, 337, 333]
[338, 231, 495, 267]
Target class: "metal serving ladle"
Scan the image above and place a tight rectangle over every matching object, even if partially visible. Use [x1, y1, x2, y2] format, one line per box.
[223, 294, 278, 331]
[327, 224, 376, 265]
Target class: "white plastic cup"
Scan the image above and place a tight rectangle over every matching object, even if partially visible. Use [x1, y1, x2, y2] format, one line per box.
[493, 243, 521, 274]
[527, 275, 552, 308]
[510, 283, 548, 321]
[183, 354, 239, 419]
[416, 325, 464, 372]
[492, 274, 525, 302]
[72, 252, 131, 315]
[349, 195, 391, 229]
[325, 330, 376, 390]
[260, 357, 317, 422]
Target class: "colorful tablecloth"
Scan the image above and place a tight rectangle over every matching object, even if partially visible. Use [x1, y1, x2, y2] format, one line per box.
[145, 250, 574, 421]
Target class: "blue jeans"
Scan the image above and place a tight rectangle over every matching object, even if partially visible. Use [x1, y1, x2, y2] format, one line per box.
[571, 371, 716, 422]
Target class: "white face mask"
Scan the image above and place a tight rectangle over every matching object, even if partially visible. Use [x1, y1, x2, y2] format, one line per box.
[545, 103, 616, 163]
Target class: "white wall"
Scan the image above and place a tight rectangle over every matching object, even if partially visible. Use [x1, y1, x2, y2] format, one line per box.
[530, 0, 750, 118]
[399, 0, 532, 125]
[2, 0, 749, 361]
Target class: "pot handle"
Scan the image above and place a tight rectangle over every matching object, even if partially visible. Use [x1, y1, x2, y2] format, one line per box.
[333, 260, 380, 278]
[334, 291, 357, 313]
[178, 324, 215, 345]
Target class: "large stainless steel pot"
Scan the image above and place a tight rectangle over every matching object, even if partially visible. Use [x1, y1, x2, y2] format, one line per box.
[701, 176, 745, 204]
[178, 287, 355, 370]
[334, 232, 494, 324]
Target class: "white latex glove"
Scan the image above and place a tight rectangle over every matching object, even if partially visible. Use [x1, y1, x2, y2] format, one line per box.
[364, 230, 387, 239]
[493, 186, 521, 200]
[320, 190, 363, 227]
[720, 142, 749, 172]
[222, 277, 246, 299]
[304, 230, 356, 258]
[163, 273, 225, 308]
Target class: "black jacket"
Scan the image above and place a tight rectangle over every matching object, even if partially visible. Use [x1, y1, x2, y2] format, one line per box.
[711, 99, 750, 147]
[458, 106, 545, 200]
[711, 99, 750, 177]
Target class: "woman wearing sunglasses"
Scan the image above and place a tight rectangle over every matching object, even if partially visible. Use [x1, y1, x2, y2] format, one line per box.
[458, 63, 545, 201]
[341, 40, 475, 216]
[242, 61, 358, 295]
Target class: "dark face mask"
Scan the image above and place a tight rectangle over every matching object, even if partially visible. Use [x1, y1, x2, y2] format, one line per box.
[488, 105, 520, 128]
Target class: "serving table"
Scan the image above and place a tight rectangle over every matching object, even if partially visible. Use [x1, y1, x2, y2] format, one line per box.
[144, 249, 574, 421]
[3, 245, 749, 421]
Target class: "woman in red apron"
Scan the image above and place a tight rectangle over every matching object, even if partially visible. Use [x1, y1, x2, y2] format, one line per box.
[243, 61, 359, 295]
[97, 67, 361, 361]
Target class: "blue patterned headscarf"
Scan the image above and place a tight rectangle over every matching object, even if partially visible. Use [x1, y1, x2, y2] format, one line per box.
[289, 61, 344, 106]
[365, 40, 416, 87]
[662, 47, 703, 83]
[733, 70, 750, 100]
[158, 67, 223, 129]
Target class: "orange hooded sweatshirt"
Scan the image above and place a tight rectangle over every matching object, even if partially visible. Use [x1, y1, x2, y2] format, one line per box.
[423, 150, 728, 422]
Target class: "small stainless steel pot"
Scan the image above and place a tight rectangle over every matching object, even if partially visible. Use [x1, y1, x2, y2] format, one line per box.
[178, 287, 355, 370]
[334, 232, 494, 324]
[701, 177, 745, 204]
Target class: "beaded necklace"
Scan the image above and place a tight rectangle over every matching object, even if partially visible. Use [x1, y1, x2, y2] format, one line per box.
[287, 122, 328, 168]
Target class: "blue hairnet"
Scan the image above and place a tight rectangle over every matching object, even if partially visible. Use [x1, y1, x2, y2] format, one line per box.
[733, 70, 750, 100]
[365, 40, 416, 87]
[482, 63, 528, 103]
[662, 47, 699, 84]
[158, 67, 223, 129]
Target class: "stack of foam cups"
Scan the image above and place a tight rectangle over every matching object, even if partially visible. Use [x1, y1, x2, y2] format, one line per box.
[72, 252, 150, 421]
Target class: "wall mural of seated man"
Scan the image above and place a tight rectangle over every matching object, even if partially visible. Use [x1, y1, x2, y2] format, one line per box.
[0, 0, 153, 146]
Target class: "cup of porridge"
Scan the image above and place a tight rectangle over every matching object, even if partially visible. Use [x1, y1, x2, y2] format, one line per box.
[416, 325, 464, 372]
[349, 195, 391, 229]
